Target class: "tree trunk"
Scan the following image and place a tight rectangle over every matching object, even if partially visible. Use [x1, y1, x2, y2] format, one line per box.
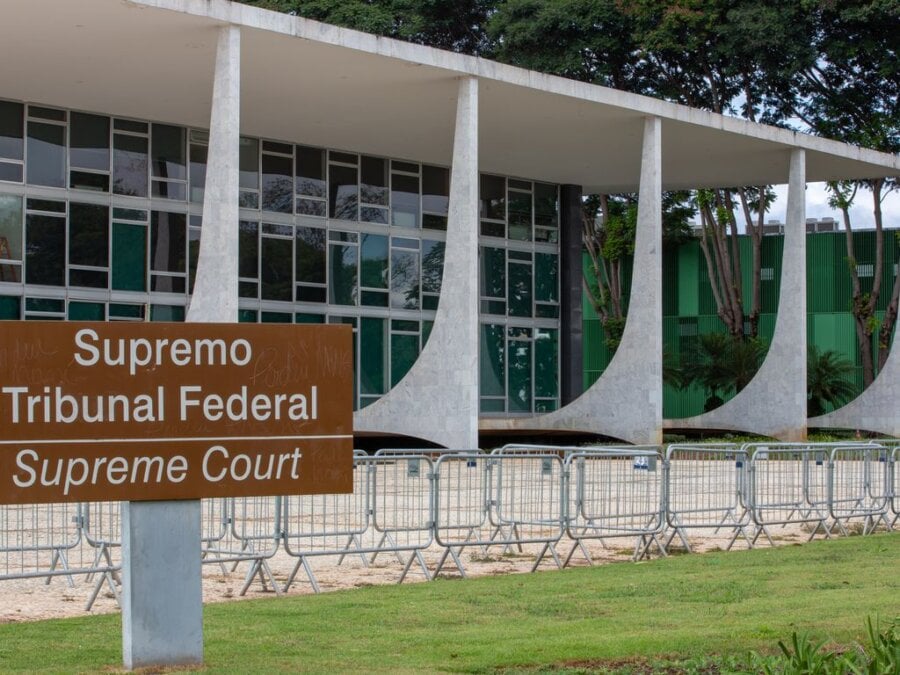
[841, 199, 877, 387]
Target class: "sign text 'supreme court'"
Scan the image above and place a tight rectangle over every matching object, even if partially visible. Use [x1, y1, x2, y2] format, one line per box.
[0, 323, 353, 504]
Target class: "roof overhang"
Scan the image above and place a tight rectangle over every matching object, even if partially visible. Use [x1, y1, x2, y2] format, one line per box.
[1, 0, 897, 192]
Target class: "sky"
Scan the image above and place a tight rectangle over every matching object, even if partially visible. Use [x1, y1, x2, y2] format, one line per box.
[765, 181, 900, 230]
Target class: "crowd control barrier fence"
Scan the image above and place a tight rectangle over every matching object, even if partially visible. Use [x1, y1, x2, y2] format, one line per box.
[1, 441, 896, 606]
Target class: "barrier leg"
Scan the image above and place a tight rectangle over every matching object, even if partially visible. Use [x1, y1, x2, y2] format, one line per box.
[45, 549, 76, 588]
[283, 556, 320, 594]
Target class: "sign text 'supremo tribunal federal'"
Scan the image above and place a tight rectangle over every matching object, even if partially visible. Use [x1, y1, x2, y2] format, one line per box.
[0, 323, 354, 504]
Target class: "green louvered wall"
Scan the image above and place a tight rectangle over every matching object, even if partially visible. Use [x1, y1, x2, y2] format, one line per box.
[583, 229, 900, 419]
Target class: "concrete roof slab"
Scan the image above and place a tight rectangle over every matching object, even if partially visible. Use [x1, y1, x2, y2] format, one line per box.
[0, 0, 896, 191]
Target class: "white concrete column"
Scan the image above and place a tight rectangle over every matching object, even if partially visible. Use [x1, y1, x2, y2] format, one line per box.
[123, 24, 240, 670]
[187, 24, 241, 323]
[354, 76, 480, 449]
[669, 148, 807, 441]
[483, 116, 663, 444]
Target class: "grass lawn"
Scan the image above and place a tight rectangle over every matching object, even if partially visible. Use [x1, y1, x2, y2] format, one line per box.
[0, 533, 897, 673]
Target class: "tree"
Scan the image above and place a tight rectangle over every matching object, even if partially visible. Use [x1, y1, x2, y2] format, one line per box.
[582, 191, 693, 351]
[682, 332, 768, 411]
[807, 345, 858, 417]
[243, 0, 496, 55]
[790, 1, 900, 386]
[487, 0, 644, 92]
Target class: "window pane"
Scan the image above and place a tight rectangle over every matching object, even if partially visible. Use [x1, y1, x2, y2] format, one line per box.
[391, 172, 419, 228]
[239, 137, 259, 190]
[360, 156, 388, 206]
[421, 240, 444, 294]
[391, 333, 419, 387]
[422, 165, 449, 215]
[507, 337, 532, 413]
[26, 121, 65, 187]
[329, 163, 358, 221]
[190, 142, 207, 203]
[360, 234, 388, 289]
[70, 112, 109, 171]
[260, 237, 293, 301]
[391, 249, 419, 309]
[69, 268, 107, 288]
[239, 220, 259, 279]
[68, 301, 105, 321]
[295, 145, 325, 198]
[109, 303, 145, 320]
[0, 101, 24, 160]
[508, 260, 532, 317]
[188, 225, 200, 293]
[151, 124, 186, 180]
[113, 133, 148, 197]
[114, 119, 147, 133]
[360, 317, 387, 396]
[480, 324, 505, 397]
[329, 243, 357, 305]
[69, 171, 109, 192]
[296, 225, 326, 284]
[25, 213, 65, 285]
[0, 162, 22, 182]
[534, 182, 558, 227]
[0, 295, 21, 319]
[152, 274, 186, 293]
[0, 194, 23, 261]
[361, 206, 388, 224]
[69, 203, 109, 267]
[480, 247, 505, 299]
[261, 152, 293, 213]
[535, 328, 558, 399]
[508, 190, 532, 241]
[150, 304, 185, 322]
[535, 252, 558, 302]
[480, 174, 505, 220]
[112, 222, 147, 291]
[261, 311, 292, 323]
[297, 198, 326, 217]
[150, 211, 186, 272]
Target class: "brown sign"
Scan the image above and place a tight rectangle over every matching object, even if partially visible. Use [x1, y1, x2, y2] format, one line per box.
[0, 322, 353, 504]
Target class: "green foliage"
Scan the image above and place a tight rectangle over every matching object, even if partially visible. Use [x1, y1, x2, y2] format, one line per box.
[681, 333, 768, 408]
[241, 0, 496, 55]
[807, 346, 858, 416]
[753, 617, 900, 675]
[765, 631, 851, 674]
[486, 0, 643, 90]
[852, 616, 900, 675]
[602, 316, 626, 352]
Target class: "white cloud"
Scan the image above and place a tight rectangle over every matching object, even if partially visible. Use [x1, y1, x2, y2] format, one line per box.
[768, 182, 900, 229]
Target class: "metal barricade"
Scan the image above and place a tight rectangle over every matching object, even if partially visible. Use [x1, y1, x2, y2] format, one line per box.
[200, 497, 232, 573]
[367, 454, 435, 581]
[281, 456, 373, 593]
[664, 444, 751, 551]
[0, 501, 123, 612]
[565, 449, 665, 564]
[281, 454, 434, 592]
[200, 496, 282, 596]
[1, 502, 83, 586]
[886, 441, 900, 528]
[80, 500, 122, 610]
[747, 443, 833, 543]
[829, 444, 890, 534]
[744, 442, 874, 544]
[433, 453, 564, 577]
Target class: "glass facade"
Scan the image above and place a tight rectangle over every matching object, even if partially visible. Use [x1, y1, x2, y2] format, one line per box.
[0, 97, 560, 413]
[478, 174, 560, 414]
